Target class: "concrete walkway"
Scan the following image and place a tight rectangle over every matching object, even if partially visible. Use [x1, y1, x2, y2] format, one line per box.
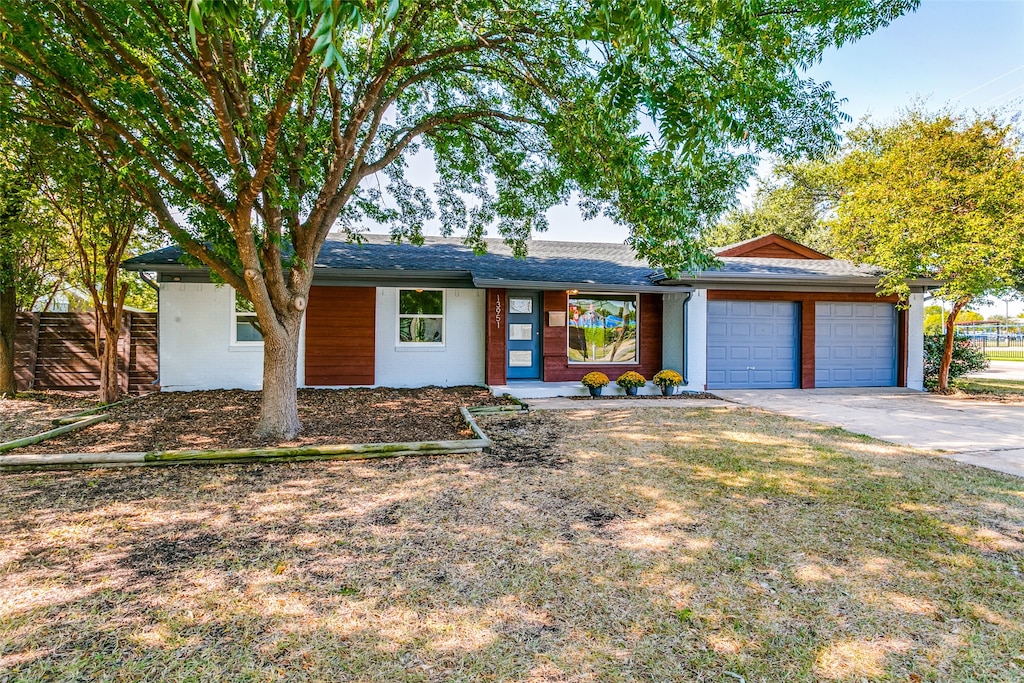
[524, 397, 734, 410]
[714, 388, 1024, 479]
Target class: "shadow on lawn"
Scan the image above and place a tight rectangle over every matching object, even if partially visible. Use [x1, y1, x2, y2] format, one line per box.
[2, 407, 1023, 681]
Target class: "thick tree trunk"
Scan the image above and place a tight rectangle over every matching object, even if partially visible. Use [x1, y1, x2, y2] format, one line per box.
[256, 315, 303, 440]
[0, 278, 16, 397]
[938, 299, 969, 393]
[98, 319, 122, 404]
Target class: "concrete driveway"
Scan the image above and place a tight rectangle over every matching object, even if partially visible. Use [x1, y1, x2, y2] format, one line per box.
[714, 388, 1024, 479]
[968, 359, 1024, 381]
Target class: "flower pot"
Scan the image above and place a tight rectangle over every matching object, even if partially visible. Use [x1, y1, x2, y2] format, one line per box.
[588, 386, 603, 397]
[660, 384, 677, 396]
[625, 386, 639, 396]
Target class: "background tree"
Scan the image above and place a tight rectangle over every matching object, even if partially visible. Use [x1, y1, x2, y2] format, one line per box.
[0, 92, 74, 395]
[704, 160, 837, 254]
[923, 306, 984, 336]
[35, 139, 158, 403]
[0, 0, 918, 437]
[829, 108, 1024, 391]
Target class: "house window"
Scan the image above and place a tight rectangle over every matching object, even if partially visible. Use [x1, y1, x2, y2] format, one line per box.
[567, 294, 638, 363]
[398, 289, 444, 345]
[233, 292, 263, 344]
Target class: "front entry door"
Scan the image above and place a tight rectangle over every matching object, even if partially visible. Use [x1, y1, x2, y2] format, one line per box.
[507, 292, 542, 380]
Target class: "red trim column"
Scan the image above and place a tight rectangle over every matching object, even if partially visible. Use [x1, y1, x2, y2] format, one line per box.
[801, 300, 816, 389]
[485, 289, 507, 386]
[897, 307, 908, 387]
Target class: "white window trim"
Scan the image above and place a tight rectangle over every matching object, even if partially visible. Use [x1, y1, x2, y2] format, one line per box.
[396, 288, 446, 348]
[230, 292, 264, 347]
[566, 292, 640, 365]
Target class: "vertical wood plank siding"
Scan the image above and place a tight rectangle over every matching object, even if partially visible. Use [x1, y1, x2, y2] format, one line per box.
[485, 289, 507, 386]
[304, 286, 376, 386]
[706, 290, 906, 388]
[800, 301, 816, 389]
[541, 291, 663, 383]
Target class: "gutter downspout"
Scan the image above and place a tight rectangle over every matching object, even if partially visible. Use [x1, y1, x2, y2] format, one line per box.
[680, 291, 692, 386]
[138, 271, 159, 292]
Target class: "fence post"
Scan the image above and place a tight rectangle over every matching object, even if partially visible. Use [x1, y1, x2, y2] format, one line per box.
[26, 312, 41, 390]
[119, 312, 132, 394]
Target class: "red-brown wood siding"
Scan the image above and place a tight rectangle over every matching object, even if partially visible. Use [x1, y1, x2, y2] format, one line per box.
[304, 286, 375, 386]
[800, 301, 816, 389]
[736, 244, 817, 259]
[707, 290, 906, 388]
[716, 234, 831, 260]
[541, 291, 662, 383]
[485, 288, 507, 386]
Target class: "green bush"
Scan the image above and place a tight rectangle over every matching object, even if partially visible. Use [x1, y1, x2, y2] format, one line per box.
[923, 334, 988, 388]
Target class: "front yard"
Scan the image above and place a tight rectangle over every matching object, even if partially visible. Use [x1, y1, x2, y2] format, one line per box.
[2, 405, 1023, 681]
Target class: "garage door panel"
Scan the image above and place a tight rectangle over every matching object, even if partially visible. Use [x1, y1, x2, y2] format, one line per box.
[730, 346, 750, 360]
[815, 302, 896, 388]
[731, 323, 752, 337]
[707, 300, 799, 389]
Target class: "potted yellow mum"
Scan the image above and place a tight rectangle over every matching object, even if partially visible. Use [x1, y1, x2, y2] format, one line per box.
[581, 371, 610, 397]
[615, 371, 647, 396]
[653, 369, 684, 396]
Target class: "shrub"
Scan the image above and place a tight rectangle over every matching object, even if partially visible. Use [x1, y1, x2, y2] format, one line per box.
[615, 371, 647, 388]
[653, 369, 683, 387]
[923, 334, 988, 389]
[581, 371, 610, 388]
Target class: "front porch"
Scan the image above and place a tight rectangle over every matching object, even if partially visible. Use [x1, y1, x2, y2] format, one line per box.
[490, 381, 669, 399]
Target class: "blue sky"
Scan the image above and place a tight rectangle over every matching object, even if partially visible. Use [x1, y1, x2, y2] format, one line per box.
[539, 0, 1024, 245]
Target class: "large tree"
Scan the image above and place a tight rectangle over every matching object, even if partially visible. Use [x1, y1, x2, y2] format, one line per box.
[705, 160, 837, 255]
[830, 109, 1024, 391]
[0, 0, 918, 437]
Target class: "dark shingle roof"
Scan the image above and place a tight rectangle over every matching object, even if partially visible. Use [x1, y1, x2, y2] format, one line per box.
[125, 233, 924, 289]
[123, 234, 662, 290]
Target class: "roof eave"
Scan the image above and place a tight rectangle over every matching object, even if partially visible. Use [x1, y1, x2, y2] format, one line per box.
[471, 277, 691, 294]
[659, 273, 940, 292]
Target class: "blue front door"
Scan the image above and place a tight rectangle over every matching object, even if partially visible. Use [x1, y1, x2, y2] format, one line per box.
[507, 292, 542, 380]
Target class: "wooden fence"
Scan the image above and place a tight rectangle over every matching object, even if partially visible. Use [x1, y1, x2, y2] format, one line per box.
[15, 312, 158, 394]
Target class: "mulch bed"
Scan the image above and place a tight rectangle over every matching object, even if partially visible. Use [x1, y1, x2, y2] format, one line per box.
[0, 392, 99, 444]
[14, 387, 510, 454]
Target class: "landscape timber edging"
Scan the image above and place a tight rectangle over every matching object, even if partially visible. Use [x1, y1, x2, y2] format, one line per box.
[0, 403, 519, 473]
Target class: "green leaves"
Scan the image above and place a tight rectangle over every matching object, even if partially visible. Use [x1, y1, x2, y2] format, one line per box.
[830, 109, 1024, 303]
[2, 0, 922, 281]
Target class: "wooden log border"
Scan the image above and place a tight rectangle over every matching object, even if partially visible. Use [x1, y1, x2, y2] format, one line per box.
[0, 415, 111, 454]
[0, 404, 525, 473]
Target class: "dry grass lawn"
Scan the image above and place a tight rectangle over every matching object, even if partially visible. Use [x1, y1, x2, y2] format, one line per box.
[951, 377, 1024, 403]
[2, 405, 1023, 682]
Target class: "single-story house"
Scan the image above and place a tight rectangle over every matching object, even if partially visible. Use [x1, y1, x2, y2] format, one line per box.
[122, 233, 932, 396]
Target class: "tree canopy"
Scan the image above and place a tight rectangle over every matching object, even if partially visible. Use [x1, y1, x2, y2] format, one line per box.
[704, 159, 837, 255]
[829, 108, 1024, 390]
[0, 0, 919, 435]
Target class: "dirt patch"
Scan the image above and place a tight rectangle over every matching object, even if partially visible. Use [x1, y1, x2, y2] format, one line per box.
[475, 411, 569, 468]
[13, 387, 509, 453]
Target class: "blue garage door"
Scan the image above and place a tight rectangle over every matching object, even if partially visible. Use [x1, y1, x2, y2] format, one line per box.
[815, 302, 896, 387]
[707, 301, 800, 389]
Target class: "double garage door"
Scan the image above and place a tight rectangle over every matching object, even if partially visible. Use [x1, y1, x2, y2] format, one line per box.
[707, 300, 896, 389]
